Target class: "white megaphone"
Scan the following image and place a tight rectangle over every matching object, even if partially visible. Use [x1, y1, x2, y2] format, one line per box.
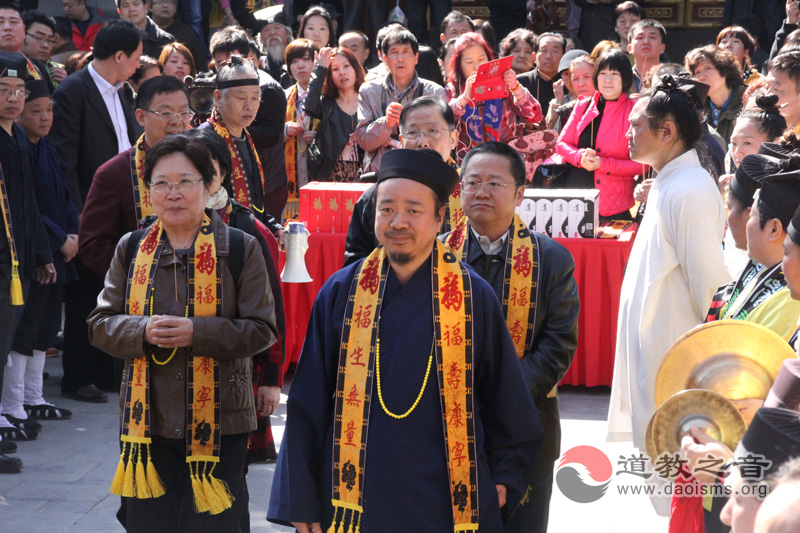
[281, 221, 313, 283]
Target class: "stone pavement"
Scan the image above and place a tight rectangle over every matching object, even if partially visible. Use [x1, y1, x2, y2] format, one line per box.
[0, 356, 669, 532]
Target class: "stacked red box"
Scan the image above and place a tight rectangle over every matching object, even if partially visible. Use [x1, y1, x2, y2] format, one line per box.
[300, 182, 372, 232]
[333, 183, 371, 232]
[299, 182, 327, 232]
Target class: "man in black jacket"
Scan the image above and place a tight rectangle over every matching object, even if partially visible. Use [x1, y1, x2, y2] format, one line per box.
[117, 0, 175, 59]
[0, 52, 54, 470]
[443, 142, 579, 533]
[49, 20, 141, 402]
[151, 0, 205, 69]
[210, 27, 288, 220]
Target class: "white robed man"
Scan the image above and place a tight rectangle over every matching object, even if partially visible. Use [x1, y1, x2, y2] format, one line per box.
[607, 75, 731, 513]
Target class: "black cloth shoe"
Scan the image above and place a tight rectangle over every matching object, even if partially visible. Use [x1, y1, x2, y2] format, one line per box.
[66, 384, 108, 403]
[0, 439, 17, 453]
[24, 403, 73, 420]
[0, 424, 36, 441]
[0, 453, 22, 473]
[4, 414, 42, 433]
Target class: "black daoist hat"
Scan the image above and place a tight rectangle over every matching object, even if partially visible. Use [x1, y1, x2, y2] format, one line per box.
[731, 154, 781, 208]
[759, 174, 800, 229]
[0, 52, 30, 81]
[376, 149, 459, 204]
[25, 78, 49, 101]
[734, 407, 800, 478]
[765, 360, 800, 412]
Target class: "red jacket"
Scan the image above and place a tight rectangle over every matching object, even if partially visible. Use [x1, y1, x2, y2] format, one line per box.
[71, 7, 104, 52]
[556, 91, 642, 217]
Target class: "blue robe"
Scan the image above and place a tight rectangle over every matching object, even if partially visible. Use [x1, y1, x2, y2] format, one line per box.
[268, 254, 544, 532]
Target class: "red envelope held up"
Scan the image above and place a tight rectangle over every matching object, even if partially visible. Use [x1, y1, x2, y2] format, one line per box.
[470, 56, 514, 103]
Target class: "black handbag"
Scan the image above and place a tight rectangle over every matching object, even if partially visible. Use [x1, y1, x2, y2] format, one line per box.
[531, 162, 574, 188]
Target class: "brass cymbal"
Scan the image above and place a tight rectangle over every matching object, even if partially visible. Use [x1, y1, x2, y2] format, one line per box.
[645, 389, 746, 473]
[654, 320, 797, 408]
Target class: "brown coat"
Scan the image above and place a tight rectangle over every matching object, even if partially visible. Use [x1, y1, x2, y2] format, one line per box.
[87, 211, 278, 437]
[78, 147, 138, 276]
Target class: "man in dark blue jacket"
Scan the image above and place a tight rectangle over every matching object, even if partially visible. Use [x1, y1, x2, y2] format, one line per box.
[1, 78, 77, 438]
[0, 52, 54, 472]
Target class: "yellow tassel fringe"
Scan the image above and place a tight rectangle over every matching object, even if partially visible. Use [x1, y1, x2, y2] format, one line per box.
[189, 461, 235, 515]
[109, 443, 127, 495]
[146, 452, 166, 497]
[9, 262, 23, 306]
[328, 504, 362, 533]
[122, 448, 135, 496]
[109, 441, 165, 500]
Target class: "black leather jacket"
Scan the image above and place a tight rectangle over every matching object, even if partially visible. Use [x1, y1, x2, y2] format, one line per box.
[304, 65, 362, 181]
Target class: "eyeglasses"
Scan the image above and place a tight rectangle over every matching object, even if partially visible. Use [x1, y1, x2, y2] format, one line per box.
[0, 87, 30, 99]
[400, 127, 452, 141]
[143, 109, 194, 122]
[26, 33, 57, 47]
[461, 180, 514, 193]
[149, 178, 203, 193]
[151, 0, 174, 4]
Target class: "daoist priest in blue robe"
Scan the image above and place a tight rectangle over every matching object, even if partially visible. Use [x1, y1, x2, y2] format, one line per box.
[268, 148, 544, 532]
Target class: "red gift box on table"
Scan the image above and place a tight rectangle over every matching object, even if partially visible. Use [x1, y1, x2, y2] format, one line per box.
[300, 182, 372, 232]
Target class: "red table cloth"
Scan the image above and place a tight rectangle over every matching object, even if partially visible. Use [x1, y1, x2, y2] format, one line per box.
[555, 238, 634, 387]
[279, 233, 634, 387]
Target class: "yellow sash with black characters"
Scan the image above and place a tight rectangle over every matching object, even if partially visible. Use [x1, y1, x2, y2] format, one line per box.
[284, 85, 319, 200]
[209, 108, 266, 215]
[441, 159, 466, 235]
[112, 215, 233, 514]
[129, 134, 154, 225]
[0, 164, 23, 305]
[331, 241, 479, 532]
[445, 213, 539, 361]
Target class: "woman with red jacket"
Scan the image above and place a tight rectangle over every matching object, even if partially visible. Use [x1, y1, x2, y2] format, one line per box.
[556, 48, 641, 219]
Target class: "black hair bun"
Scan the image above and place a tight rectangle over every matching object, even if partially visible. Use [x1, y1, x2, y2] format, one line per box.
[228, 54, 246, 67]
[782, 151, 800, 171]
[756, 93, 781, 114]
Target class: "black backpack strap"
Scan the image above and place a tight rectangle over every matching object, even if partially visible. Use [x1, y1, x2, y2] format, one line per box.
[124, 229, 148, 275]
[228, 227, 246, 286]
[125, 226, 246, 286]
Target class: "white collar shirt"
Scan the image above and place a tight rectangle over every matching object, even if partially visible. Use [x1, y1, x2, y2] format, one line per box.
[470, 227, 508, 256]
[88, 62, 132, 153]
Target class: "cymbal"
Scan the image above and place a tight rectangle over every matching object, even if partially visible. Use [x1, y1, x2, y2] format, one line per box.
[654, 320, 797, 408]
[645, 389, 746, 474]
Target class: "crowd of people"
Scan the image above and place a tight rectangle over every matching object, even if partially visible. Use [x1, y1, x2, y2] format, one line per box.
[1, 0, 800, 531]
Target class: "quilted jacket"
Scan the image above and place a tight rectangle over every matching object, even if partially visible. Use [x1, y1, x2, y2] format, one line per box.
[556, 91, 641, 217]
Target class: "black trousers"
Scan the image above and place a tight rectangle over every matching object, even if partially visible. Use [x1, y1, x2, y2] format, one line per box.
[12, 280, 62, 354]
[504, 464, 555, 533]
[0, 272, 17, 397]
[341, 0, 391, 45]
[121, 433, 250, 532]
[61, 259, 119, 393]
[405, 0, 451, 45]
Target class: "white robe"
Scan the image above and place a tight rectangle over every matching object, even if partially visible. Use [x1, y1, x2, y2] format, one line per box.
[607, 149, 732, 449]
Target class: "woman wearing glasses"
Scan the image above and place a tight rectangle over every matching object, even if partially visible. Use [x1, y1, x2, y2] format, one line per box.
[304, 46, 365, 182]
[88, 134, 278, 530]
